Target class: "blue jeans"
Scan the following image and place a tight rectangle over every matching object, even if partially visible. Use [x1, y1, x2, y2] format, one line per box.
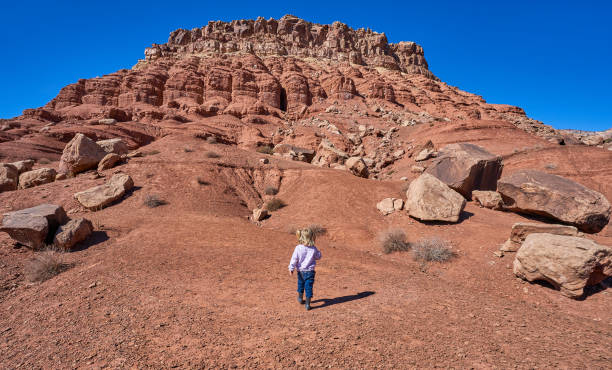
[297, 271, 316, 298]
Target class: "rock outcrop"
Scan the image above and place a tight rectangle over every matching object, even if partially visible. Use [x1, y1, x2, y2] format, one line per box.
[345, 157, 369, 178]
[500, 222, 581, 252]
[406, 173, 466, 223]
[514, 233, 612, 298]
[425, 143, 503, 199]
[497, 170, 611, 233]
[59, 133, 107, 175]
[18, 168, 57, 189]
[74, 173, 134, 210]
[0, 204, 68, 249]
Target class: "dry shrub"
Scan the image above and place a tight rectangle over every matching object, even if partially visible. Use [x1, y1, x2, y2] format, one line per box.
[197, 177, 210, 185]
[379, 229, 411, 254]
[25, 249, 71, 283]
[264, 186, 278, 195]
[204, 151, 220, 158]
[205, 136, 217, 144]
[307, 224, 327, 237]
[265, 198, 286, 211]
[143, 150, 160, 156]
[412, 237, 456, 262]
[38, 158, 51, 164]
[144, 195, 168, 208]
[256, 145, 274, 155]
[184, 147, 194, 153]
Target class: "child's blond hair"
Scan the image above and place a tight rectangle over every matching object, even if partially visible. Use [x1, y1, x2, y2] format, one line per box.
[296, 228, 316, 246]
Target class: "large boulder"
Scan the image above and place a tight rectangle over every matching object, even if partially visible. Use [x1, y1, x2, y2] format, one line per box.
[406, 173, 466, 223]
[514, 233, 612, 298]
[497, 170, 611, 233]
[10, 159, 34, 174]
[345, 156, 369, 178]
[74, 173, 134, 210]
[96, 138, 129, 155]
[500, 222, 581, 252]
[472, 190, 504, 210]
[53, 218, 94, 250]
[59, 133, 107, 175]
[18, 168, 57, 189]
[425, 143, 503, 199]
[0, 204, 68, 249]
[0, 163, 18, 192]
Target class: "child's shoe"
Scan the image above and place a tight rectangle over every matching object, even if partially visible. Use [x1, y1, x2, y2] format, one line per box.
[297, 293, 305, 304]
[305, 297, 311, 311]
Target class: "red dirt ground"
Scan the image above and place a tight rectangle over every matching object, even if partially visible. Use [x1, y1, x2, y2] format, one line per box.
[1, 132, 610, 368]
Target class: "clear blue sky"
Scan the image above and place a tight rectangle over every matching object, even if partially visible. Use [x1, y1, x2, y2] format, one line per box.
[1, 1, 610, 131]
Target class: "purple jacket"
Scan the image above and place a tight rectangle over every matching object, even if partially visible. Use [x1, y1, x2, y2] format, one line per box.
[288, 244, 322, 272]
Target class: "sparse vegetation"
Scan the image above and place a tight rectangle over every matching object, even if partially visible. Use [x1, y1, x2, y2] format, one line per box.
[197, 177, 210, 185]
[144, 195, 168, 208]
[184, 147, 194, 153]
[265, 198, 286, 211]
[307, 224, 327, 237]
[256, 145, 274, 155]
[264, 185, 278, 195]
[204, 151, 220, 158]
[25, 249, 71, 283]
[544, 163, 557, 170]
[143, 150, 161, 156]
[379, 229, 411, 254]
[412, 237, 456, 262]
[38, 157, 51, 164]
[205, 136, 217, 144]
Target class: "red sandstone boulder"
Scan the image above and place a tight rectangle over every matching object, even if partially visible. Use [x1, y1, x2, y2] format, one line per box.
[425, 143, 503, 199]
[514, 233, 612, 298]
[0, 204, 68, 249]
[406, 173, 466, 223]
[59, 133, 107, 175]
[497, 170, 611, 233]
[96, 138, 129, 155]
[53, 218, 94, 250]
[74, 173, 134, 210]
[0, 163, 19, 192]
[18, 168, 57, 189]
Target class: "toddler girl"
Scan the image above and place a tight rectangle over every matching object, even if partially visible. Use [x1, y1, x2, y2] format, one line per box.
[288, 228, 322, 310]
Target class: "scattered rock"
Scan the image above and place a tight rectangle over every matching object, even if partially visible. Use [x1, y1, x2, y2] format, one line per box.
[0, 164, 19, 192]
[96, 138, 129, 155]
[345, 157, 369, 178]
[411, 165, 425, 173]
[311, 139, 348, 167]
[414, 148, 435, 162]
[59, 133, 107, 175]
[425, 143, 503, 199]
[259, 158, 269, 164]
[0, 204, 68, 249]
[98, 118, 117, 125]
[10, 159, 34, 174]
[514, 233, 612, 298]
[400, 176, 409, 181]
[273, 143, 315, 162]
[406, 173, 466, 223]
[53, 218, 94, 250]
[497, 170, 611, 233]
[500, 222, 580, 252]
[98, 153, 122, 171]
[472, 190, 504, 210]
[74, 173, 134, 211]
[55, 173, 67, 181]
[252, 208, 268, 221]
[18, 168, 57, 189]
[376, 198, 404, 215]
[126, 151, 143, 158]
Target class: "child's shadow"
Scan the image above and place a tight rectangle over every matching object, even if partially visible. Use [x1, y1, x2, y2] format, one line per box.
[310, 291, 375, 310]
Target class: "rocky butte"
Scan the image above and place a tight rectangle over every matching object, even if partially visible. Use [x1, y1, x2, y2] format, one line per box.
[0, 15, 611, 369]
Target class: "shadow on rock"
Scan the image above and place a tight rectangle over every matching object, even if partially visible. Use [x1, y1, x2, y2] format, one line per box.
[72, 231, 109, 252]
